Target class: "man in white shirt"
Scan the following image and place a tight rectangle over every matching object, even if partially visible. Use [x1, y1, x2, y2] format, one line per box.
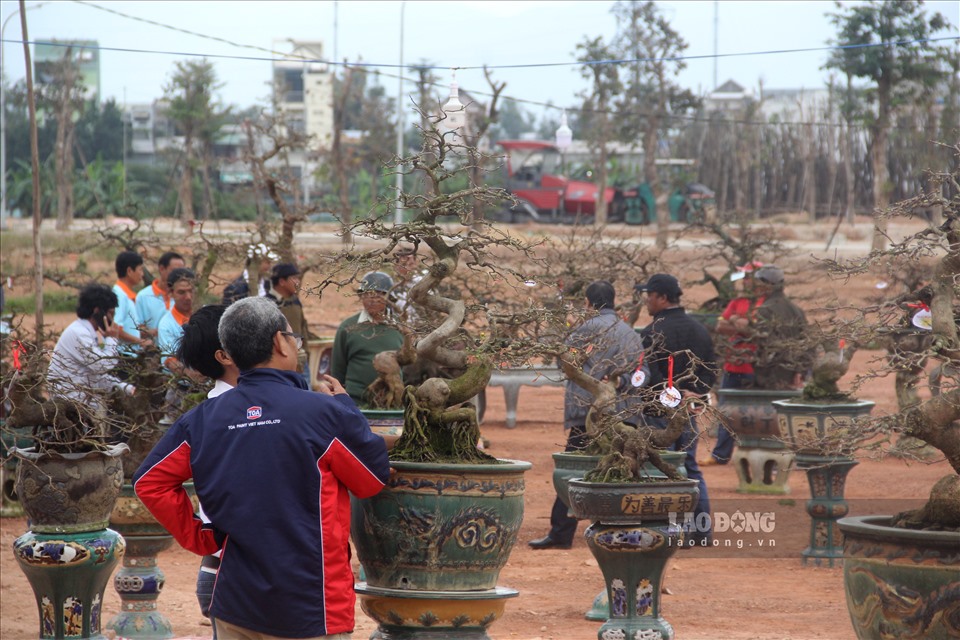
[47, 283, 135, 410]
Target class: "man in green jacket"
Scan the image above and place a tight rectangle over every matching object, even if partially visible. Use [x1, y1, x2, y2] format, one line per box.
[332, 271, 404, 404]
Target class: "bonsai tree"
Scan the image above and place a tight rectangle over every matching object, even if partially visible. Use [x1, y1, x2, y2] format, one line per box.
[679, 209, 793, 313]
[313, 115, 550, 463]
[823, 147, 960, 529]
[313, 113, 685, 470]
[555, 348, 702, 482]
[2, 324, 194, 475]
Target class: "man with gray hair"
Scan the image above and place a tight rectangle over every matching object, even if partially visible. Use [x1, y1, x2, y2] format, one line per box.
[134, 297, 391, 639]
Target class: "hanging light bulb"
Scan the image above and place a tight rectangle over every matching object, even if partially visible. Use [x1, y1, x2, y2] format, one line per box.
[440, 70, 467, 137]
[555, 111, 572, 152]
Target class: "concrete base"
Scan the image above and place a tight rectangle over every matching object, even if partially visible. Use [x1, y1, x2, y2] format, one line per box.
[733, 446, 795, 494]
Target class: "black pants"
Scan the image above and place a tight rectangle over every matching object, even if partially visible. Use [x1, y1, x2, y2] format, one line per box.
[546, 423, 588, 544]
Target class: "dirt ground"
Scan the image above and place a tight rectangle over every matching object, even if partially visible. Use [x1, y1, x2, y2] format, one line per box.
[0, 218, 952, 639]
[1, 358, 949, 640]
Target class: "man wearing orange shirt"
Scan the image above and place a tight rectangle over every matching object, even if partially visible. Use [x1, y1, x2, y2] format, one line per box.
[157, 268, 203, 383]
[135, 251, 186, 339]
[112, 251, 152, 350]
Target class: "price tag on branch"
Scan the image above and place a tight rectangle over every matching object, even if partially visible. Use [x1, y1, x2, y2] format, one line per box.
[659, 355, 681, 407]
[631, 352, 646, 388]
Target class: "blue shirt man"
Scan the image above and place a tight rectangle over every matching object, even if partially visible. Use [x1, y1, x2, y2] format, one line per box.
[135, 251, 186, 337]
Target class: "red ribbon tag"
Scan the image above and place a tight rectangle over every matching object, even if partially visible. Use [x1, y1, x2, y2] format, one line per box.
[906, 302, 931, 311]
[667, 354, 674, 387]
[12, 341, 24, 371]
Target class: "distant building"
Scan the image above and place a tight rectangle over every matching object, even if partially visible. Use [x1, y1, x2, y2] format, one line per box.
[760, 87, 834, 123]
[272, 40, 334, 144]
[123, 100, 176, 163]
[34, 39, 100, 100]
[272, 40, 335, 199]
[703, 79, 755, 114]
[705, 79, 839, 124]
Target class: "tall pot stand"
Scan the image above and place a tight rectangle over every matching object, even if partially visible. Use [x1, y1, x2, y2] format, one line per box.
[795, 454, 858, 567]
[774, 398, 874, 567]
[11, 445, 127, 640]
[568, 478, 699, 640]
[108, 482, 197, 639]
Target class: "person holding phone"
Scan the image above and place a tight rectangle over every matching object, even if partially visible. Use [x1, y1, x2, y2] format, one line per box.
[47, 283, 135, 410]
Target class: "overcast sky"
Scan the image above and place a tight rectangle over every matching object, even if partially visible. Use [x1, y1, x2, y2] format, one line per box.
[2, 0, 958, 123]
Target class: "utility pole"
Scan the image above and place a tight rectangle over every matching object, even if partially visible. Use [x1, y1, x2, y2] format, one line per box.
[394, 1, 405, 224]
[713, 0, 719, 90]
[1, 2, 48, 228]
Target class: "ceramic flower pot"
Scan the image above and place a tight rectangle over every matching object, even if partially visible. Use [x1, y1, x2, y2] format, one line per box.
[838, 515, 960, 639]
[717, 388, 802, 494]
[361, 408, 405, 438]
[12, 444, 128, 534]
[773, 398, 875, 457]
[351, 458, 531, 639]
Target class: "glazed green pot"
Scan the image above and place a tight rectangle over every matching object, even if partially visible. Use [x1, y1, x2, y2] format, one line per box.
[773, 398, 875, 456]
[351, 458, 531, 592]
[360, 408, 405, 438]
[839, 515, 960, 639]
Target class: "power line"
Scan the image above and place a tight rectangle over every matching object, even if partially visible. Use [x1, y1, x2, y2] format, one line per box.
[7, 0, 956, 131]
[7, 34, 955, 74]
[5, 35, 946, 130]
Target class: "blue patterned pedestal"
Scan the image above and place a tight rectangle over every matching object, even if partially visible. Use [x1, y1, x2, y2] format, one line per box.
[568, 478, 700, 640]
[108, 535, 175, 639]
[14, 528, 125, 639]
[108, 482, 194, 639]
[795, 454, 858, 567]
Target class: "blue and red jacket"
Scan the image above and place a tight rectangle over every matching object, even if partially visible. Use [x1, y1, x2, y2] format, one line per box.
[134, 368, 390, 638]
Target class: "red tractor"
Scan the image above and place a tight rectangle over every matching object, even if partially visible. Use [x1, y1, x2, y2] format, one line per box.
[493, 140, 625, 223]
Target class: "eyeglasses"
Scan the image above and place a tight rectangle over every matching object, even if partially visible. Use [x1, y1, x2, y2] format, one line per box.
[281, 331, 302, 350]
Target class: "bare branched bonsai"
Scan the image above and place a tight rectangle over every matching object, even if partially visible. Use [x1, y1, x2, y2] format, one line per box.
[822, 146, 960, 530]
[555, 349, 697, 482]
[2, 332, 186, 479]
[680, 209, 792, 312]
[313, 116, 547, 463]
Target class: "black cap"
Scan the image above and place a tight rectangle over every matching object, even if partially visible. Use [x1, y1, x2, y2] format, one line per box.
[271, 263, 301, 280]
[635, 273, 682, 297]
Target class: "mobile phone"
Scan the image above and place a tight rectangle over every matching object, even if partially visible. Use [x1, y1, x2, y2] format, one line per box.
[92, 310, 107, 331]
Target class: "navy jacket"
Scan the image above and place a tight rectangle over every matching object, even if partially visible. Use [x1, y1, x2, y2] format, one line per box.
[640, 306, 718, 396]
[134, 368, 390, 638]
